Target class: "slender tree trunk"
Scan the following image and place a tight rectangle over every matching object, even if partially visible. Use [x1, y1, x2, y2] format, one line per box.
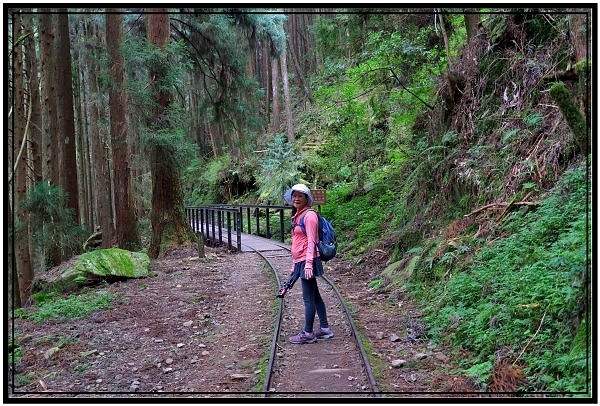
[436, 9, 452, 69]
[107, 10, 140, 250]
[146, 9, 194, 259]
[55, 9, 79, 227]
[285, 11, 313, 106]
[8, 198, 21, 310]
[208, 122, 220, 158]
[23, 14, 42, 185]
[75, 18, 94, 230]
[280, 50, 294, 142]
[71, 17, 90, 229]
[8, 14, 19, 310]
[308, 12, 320, 73]
[261, 39, 271, 128]
[246, 27, 256, 79]
[13, 13, 34, 305]
[22, 12, 42, 285]
[85, 19, 113, 244]
[270, 55, 280, 132]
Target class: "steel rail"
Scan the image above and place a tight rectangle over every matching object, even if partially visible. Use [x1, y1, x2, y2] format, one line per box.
[242, 242, 379, 396]
[239, 242, 286, 394]
[322, 273, 380, 395]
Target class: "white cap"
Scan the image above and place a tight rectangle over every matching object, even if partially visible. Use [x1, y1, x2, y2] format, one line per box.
[283, 183, 314, 206]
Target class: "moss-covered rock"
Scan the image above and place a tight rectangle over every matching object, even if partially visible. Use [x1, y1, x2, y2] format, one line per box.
[35, 248, 151, 293]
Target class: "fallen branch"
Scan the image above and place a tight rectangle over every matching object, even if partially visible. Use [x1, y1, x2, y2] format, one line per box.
[513, 310, 546, 366]
[496, 192, 536, 222]
[465, 199, 538, 218]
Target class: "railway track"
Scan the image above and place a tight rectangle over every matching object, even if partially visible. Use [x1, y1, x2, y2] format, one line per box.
[243, 242, 380, 396]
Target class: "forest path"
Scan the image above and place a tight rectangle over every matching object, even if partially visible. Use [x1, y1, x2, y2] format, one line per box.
[9, 245, 469, 399]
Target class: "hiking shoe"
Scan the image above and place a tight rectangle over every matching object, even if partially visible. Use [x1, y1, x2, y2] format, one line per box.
[289, 330, 317, 344]
[314, 327, 334, 339]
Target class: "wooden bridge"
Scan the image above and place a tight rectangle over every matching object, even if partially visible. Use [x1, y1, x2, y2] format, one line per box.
[185, 204, 294, 252]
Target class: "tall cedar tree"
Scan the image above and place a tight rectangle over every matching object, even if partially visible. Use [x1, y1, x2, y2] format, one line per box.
[38, 13, 62, 266]
[86, 18, 114, 247]
[146, 10, 194, 258]
[55, 10, 79, 223]
[107, 10, 140, 250]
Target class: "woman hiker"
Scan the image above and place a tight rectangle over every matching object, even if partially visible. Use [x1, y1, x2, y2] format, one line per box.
[283, 183, 334, 344]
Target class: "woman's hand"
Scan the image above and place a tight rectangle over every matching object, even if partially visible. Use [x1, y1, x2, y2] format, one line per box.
[304, 267, 313, 279]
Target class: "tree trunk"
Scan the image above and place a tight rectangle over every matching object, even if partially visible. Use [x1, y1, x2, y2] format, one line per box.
[8, 198, 21, 310]
[13, 13, 34, 305]
[570, 12, 588, 63]
[71, 17, 91, 230]
[38, 12, 62, 267]
[23, 14, 42, 185]
[260, 38, 271, 124]
[146, 9, 194, 259]
[463, 9, 480, 42]
[270, 55, 280, 132]
[85, 19, 113, 244]
[7, 14, 19, 310]
[284, 11, 314, 107]
[279, 50, 294, 142]
[55, 9, 80, 227]
[39, 13, 59, 187]
[435, 9, 452, 69]
[107, 10, 140, 250]
[22, 12, 42, 291]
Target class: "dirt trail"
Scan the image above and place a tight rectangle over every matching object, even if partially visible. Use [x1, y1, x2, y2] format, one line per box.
[9, 246, 465, 399]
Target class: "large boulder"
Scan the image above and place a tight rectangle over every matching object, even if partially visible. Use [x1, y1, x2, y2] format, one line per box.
[34, 248, 152, 293]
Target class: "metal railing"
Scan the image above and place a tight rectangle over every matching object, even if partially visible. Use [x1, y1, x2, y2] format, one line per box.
[185, 204, 292, 251]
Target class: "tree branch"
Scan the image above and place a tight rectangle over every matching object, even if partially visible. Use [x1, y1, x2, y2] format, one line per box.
[464, 200, 538, 217]
[388, 68, 434, 110]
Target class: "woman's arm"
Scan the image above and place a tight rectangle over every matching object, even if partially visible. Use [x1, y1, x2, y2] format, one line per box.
[303, 210, 319, 278]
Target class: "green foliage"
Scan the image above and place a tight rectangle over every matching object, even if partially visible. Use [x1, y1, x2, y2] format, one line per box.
[20, 182, 87, 269]
[441, 130, 459, 146]
[421, 163, 590, 391]
[255, 133, 304, 204]
[465, 360, 493, 385]
[524, 112, 543, 130]
[173, 13, 266, 155]
[324, 183, 397, 256]
[244, 13, 288, 53]
[184, 153, 257, 205]
[184, 157, 226, 205]
[123, 33, 196, 165]
[122, 35, 191, 112]
[15, 290, 114, 323]
[550, 81, 588, 153]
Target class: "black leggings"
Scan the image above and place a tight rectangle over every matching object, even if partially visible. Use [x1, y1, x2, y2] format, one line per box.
[300, 276, 329, 333]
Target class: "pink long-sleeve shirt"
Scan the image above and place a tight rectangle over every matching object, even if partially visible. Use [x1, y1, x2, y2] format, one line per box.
[290, 207, 319, 272]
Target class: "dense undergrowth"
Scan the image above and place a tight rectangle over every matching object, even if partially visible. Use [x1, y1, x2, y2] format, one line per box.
[419, 161, 590, 393]
[185, 11, 592, 393]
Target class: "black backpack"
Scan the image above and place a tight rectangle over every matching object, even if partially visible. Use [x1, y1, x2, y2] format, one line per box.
[297, 209, 337, 261]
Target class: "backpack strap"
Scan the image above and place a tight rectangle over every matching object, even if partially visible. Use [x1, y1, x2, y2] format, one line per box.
[298, 209, 322, 240]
